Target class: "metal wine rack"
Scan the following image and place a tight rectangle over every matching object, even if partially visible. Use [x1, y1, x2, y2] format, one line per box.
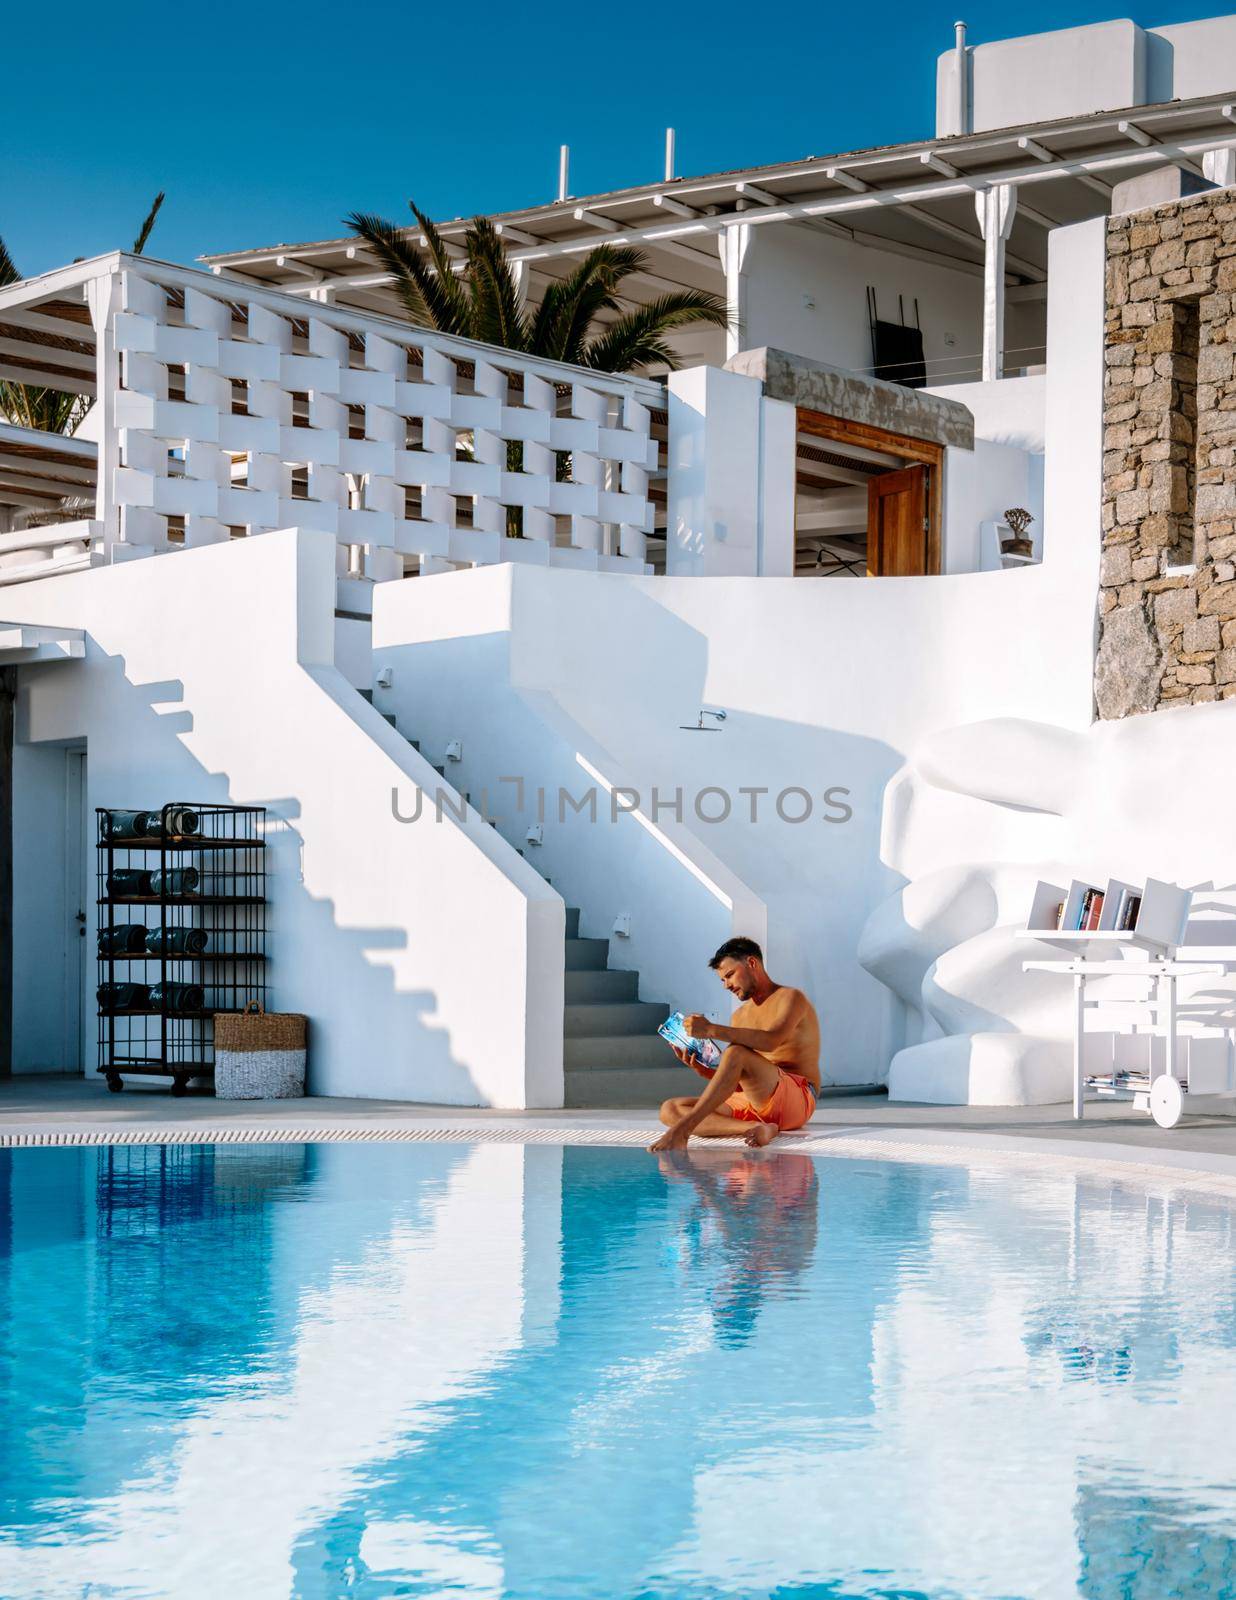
[96, 802, 267, 1094]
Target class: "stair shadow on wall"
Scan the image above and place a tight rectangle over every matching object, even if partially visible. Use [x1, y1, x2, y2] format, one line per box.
[67, 650, 485, 1104]
[388, 577, 911, 1085]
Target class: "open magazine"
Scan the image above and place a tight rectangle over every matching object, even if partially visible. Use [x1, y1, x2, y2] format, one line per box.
[657, 1011, 724, 1071]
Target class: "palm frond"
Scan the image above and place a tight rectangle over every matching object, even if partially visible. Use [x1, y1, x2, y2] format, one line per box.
[407, 203, 473, 335]
[583, 289, 730, 373]
[462, 215, 529, 352]
[0, 381, 87, 434]
[345, 212, 442, 329]
[0, 234, 88, 432]
[132, 192, 165, 255]
[0, 233, 20, 288]
[529, 245, 644, 364]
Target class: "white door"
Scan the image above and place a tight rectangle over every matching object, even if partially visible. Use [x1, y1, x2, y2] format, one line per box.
[64, 750, 87, 1073]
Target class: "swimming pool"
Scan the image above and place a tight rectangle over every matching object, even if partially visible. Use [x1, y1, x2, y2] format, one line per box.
[2, 1140, 1236, 1599]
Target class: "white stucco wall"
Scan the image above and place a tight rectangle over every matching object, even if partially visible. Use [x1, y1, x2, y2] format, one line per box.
[670, 365, 1044, 581]
[928, 374, 1046, 453]
[4, 528, 563, 1104]
[1, 219, 1106, 1100]
[664, 367, 797, 579]
[865, 693, 1236, 1105]
[371, 543, 1094, 1084]
[1149, 15, 1236, 101]
[360, 220, 1100, 1089]
[931, 374, 1047, 573]
[941, 440, 1045, 575]
[937, 14, 1236, 138]
[940, 19, 1145, 137]
[372, 566, 767, 1022]
[11, 742, 75, 1071]
[742, 224, 1045, 387]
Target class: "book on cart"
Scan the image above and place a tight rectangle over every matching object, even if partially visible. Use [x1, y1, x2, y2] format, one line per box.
[1020, 876, 1190, 956]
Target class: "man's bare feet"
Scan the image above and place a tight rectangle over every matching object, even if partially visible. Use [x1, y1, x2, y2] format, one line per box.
[744, 1123, 778, 1148]
[648, 1125, 692, 1153]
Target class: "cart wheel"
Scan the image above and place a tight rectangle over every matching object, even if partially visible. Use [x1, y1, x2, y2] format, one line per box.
[105, 1074, 124, 1094]
[1151, 1075, 1184, 1130]
[170, 1076, 188, 1098]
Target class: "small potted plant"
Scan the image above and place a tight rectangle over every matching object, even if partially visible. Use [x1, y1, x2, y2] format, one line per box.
[1001, 507, 1035, 559]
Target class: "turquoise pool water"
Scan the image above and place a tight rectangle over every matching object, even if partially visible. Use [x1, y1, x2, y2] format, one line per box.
[2, 1141, 1236, 1600]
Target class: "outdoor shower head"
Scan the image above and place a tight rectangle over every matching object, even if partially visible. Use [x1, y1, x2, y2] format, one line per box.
[679, 709, 728, 732]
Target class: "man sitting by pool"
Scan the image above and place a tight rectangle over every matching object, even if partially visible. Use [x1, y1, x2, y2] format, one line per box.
[649, 937, 821, 1152]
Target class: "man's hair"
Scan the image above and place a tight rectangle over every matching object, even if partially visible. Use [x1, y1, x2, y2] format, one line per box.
[709, 936, 764, 970]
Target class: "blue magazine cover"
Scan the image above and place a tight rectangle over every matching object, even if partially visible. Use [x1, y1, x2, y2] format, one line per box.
[657, 1011, 724, 1071]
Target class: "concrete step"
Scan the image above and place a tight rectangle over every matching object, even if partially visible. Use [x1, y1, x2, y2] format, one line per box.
[564, 999, 668, 1037]
[564, 968, 638, 1003]
[381, 712, 397, 727]
[358, 688, 374, 703]
[564, 1034, 675, 1071]
[565, 907, 580, 939]
[565, 937, 609, 971]
[564, 1065, 687, 1109]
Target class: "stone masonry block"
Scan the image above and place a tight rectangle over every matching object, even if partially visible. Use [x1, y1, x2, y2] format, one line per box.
[1100, 545, 1133, 586]
[1185, 616, 1221, 652]
[1155, 586, 1198, 631]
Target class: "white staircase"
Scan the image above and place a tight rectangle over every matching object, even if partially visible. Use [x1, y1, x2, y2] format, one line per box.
[366, 688, 688, 1110]
[562, 906, 683, 1107]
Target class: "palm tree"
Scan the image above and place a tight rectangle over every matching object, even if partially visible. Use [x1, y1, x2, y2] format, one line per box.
[347, 204, 728, 373]
[0, 192, 166, 436]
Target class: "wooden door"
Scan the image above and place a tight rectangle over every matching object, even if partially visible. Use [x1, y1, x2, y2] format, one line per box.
[867, 465, 928, 576]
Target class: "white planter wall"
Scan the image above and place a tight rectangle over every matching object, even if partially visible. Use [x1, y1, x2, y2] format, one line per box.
[5, 527, 562, 1104]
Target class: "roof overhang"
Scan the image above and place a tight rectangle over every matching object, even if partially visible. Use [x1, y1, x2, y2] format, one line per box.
[201, 93, 1236, 316]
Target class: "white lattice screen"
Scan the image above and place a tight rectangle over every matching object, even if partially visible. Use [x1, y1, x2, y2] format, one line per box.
[103, 264, 660, 581]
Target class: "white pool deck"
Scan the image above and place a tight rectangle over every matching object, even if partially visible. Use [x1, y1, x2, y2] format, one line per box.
[5, 1076, 1236, 1189]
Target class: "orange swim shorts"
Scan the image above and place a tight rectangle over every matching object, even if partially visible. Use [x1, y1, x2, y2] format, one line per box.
[725, 1069, 817, 1131]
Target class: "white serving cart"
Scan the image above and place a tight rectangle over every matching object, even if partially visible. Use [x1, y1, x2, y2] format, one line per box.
[1019, 877, 1236, 1128]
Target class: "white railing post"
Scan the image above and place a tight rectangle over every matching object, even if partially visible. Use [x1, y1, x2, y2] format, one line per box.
[719, 224, 752, 361]
[85, 270, 120, 552]
[976, 183, 1018, 382]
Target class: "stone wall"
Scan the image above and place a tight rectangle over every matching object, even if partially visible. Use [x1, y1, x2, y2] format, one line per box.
[1097, 187, 1236, 718]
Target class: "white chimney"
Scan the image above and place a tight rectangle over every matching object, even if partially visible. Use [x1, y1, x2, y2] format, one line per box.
[954, 21, 971, 135]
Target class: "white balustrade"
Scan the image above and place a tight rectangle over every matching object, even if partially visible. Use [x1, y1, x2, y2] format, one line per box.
[96, 261, 660, 586]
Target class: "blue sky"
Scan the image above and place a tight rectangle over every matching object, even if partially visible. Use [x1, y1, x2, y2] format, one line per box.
[0, 0, 1222, 277]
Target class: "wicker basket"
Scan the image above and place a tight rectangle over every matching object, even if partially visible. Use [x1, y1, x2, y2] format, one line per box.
[214, 1001, 307, 1099]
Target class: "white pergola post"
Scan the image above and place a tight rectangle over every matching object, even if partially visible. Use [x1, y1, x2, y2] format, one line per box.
[718, 223, 751, 360]
[86, 272, 121, 553]
[1203, 146, 1236, 187]
[975, 183, 1018, 381]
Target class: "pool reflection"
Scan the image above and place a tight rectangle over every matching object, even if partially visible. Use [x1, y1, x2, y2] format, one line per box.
[655, 1146, 819, 1347]
[2, 1142, 1235, 1599]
